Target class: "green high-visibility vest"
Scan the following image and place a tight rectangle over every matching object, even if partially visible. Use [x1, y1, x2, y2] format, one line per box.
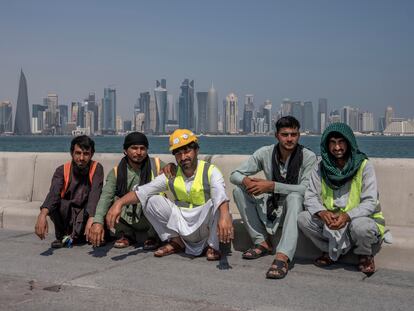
[321, 159, 386, 237]
[167, 160, 214, 208]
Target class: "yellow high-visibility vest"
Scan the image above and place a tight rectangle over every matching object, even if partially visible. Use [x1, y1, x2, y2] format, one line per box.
[321, 159, 386, 237]
[167, 160, 215, 208]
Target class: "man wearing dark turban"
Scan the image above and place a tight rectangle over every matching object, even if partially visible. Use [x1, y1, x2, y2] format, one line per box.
[298, 123, 389, 275]
[88, 132, 164, 249]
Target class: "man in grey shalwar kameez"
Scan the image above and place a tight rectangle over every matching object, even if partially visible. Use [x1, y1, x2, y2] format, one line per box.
[298, 122, 388, 275]
[106, 129, 233, 260]
[230, 116, 317, 279]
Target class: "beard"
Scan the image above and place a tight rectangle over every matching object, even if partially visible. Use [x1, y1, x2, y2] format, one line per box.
[72, 160, 90, 177]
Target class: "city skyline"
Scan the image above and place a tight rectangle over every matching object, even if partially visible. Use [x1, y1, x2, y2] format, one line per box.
[0, 0, 413, 122]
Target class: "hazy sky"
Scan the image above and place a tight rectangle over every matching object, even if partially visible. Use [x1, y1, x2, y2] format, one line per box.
[0, 0, 413, 120]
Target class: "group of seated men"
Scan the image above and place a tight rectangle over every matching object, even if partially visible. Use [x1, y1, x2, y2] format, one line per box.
[35, 116, 389, 280]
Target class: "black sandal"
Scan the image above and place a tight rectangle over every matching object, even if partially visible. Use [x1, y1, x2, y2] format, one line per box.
[266, 259, 288, 279]
[314, 252, 335, 267]
[242, 244, 270, 260]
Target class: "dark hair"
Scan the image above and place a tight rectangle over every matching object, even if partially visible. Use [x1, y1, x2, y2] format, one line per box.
[172, 142, 199, 155]
[327, 131, 345, 140]
[70, 135, 95, 154]
[275, 116, 300, 132]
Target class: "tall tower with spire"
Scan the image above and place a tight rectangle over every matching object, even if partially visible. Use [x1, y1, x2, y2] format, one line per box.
[14, 70, 31, 135]
[207, 82, 218, 134]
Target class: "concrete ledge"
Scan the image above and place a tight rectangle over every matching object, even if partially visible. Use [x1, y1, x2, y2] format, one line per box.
[0, 152, 413, 272]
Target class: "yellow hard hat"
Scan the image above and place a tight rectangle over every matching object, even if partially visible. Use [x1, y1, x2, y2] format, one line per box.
[169, 129, 198, 151]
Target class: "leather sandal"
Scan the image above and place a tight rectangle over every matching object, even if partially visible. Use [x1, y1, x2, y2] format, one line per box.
[242, 244, 270, 260]
[154, 240, 184, 257]
[114, 236, 130, 249]
[206, 247, 221, 261]
[143, 238, 160, 251]
[358, 255, 375, 275]
[314, 252, 335, 267]
[266, 259, 288, 279]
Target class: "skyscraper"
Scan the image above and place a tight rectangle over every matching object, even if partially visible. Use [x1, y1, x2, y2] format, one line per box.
[32, 104, 47, 133]
[139, 92, 151, 133]
[154, 79, 168, 134]
[318, 98, 328, 134]
[85, 92, 98, 132]
[385, 106, 394, 129]
[303, 101, 314, 132]
[196, 91, 208, 133]
[14, 70, 31, 135]
[0, 101, 13, 133]
[262, 100, 272, 133]
[207, 83, 218, 134]
[360, 112, 374, 132]
[178, 79, 195, 130]
[225, 93, 238, 134]
[103, 87, 116, 133]
[243, 95, 254, 133]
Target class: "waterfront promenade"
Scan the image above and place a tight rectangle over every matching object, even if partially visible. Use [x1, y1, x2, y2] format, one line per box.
[1, 228, 414, 311]
[1, 151, 413, 310]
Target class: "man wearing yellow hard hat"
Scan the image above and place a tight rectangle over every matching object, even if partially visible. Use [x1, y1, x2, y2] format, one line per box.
[105, 129, 234, 260]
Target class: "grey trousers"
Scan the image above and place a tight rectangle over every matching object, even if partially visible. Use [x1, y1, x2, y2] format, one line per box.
[233, 186, 303, 261]
[297, 211, 381, 256]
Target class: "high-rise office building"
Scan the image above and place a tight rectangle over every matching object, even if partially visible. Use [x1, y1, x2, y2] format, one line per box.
[116, 115, 123, 132]
[149, 96, 157, 133]
[291, 101, 303, 126]
[154, 79, 168, 134]
[59, 105, 68, 132]
[329, 110, 341, 124]
[167, 94, 175, 121]
[14, 70, 31, 135]
[46, 93, 59, 128]
[178, 79, 195, 130]
[138, 92, 151, 133]
[243, 95, 254, 133]
[342, 106, 359, 131]
[85, 92, 98, 132]
[0, 101, 13, 133]
[262, 100, 272, 133]
[225, 93, 238, 134]
[360, 112, 374, 132]
[207, 83, 218, 134]
[385, 106, 394, 129]
[32, 104, 47, 133]
[281, 98, 292, 116]
[303, 101, 314, 132]
[103, 87, 116, 133]
[123, 120, 132, 132]
[196, 91, 208, 133]
[318, 98, 328, 134]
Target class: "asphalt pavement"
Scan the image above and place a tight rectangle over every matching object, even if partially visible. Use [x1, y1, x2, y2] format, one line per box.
[1, 229, 413, 311]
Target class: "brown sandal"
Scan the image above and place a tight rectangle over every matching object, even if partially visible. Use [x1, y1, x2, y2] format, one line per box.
[114, 236, 131, 249]
[143, 238, 160, 251]
[154, 240, 184, 257]
[358, 255, 375, 275]
[314, 252, 335, 267]
[206, 247, 221, 261]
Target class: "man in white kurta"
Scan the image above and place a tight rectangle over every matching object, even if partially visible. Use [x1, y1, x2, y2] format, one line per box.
[105, 129, 233, 260]
[133, 161, 229, 256]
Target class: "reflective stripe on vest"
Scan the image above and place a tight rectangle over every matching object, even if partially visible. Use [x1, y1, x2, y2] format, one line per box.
[167, 160, 214, 208]
[321, 159, 385, 236]
[60, 160, 98, 198]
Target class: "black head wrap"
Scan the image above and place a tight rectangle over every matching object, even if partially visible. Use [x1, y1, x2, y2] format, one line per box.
[123, 132, 149, 150]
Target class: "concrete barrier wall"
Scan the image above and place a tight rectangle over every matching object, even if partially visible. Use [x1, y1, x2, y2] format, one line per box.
[0, 152, 413, 227]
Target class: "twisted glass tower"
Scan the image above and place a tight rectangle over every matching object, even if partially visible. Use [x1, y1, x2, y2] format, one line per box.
[14, 70, 31, 135]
